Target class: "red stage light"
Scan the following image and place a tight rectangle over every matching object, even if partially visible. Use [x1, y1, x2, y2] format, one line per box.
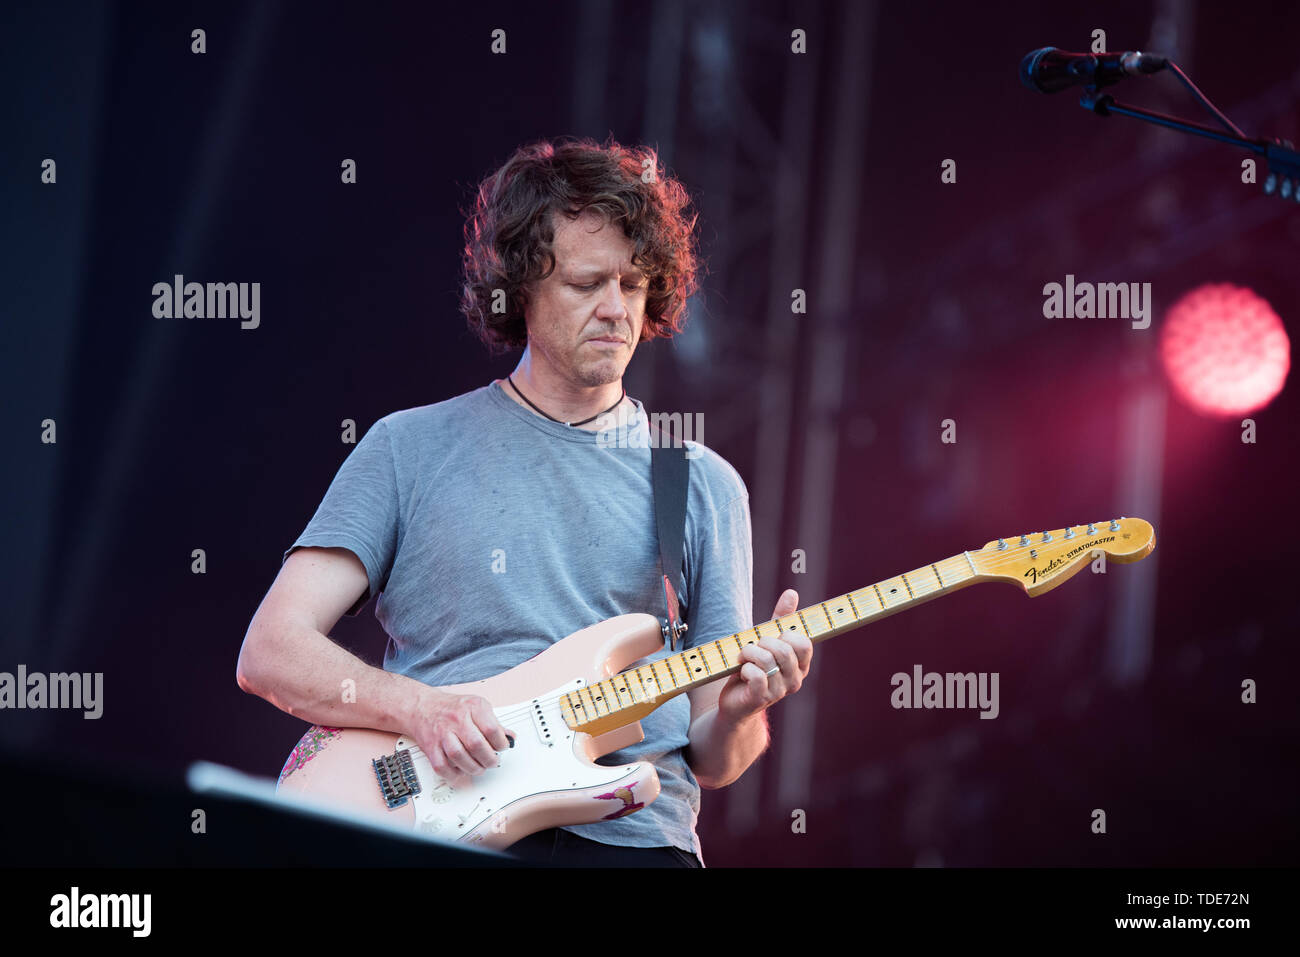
[1159, 284, 1290, 417]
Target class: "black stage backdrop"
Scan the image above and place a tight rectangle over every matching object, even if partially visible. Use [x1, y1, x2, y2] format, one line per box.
[2, 0, 1298, 873]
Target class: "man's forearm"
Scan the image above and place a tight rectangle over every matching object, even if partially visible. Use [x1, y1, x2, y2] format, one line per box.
[686, 704, 771, 789]
[236, 621, 430, 733]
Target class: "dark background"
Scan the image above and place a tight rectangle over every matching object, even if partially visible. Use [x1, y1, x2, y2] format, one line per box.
[2, 0, 1297, 867]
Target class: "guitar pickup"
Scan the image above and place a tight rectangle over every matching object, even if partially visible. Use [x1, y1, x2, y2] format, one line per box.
[530, 698, 557, 747]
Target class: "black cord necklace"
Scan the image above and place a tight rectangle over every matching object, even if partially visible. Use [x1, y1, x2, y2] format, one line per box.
[506, 375, 626, 427]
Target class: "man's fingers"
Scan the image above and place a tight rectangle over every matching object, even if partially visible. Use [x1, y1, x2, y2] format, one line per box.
[428, 742, 468, 789]
[742, 641, 778, 675]
[758, 637, 798, 675]
[470, 698, 512, 752]
[772, 588, 799, 618]
[442, 730, 489, 777]
[459, 720, 505, 772]
[740, 661, 771, 687]
[785, 630, 814, 672]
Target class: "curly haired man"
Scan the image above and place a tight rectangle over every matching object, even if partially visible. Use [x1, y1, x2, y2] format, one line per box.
[237, 137, 811, 867]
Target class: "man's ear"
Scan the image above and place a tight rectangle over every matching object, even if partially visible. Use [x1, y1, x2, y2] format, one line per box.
[516, 286, 532, 338]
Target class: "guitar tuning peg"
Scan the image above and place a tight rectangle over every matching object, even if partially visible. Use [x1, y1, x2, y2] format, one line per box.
[1064, 527, 1076, 539]
[1019, 535, 1030, 547]
[996, 538, 1008, 550]
[1109, 519, 1121, 531]
[1086, 523, 1098, 535]
[1041, 531, 1052, 542]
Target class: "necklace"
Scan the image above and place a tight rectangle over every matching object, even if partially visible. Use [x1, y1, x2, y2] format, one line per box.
[506, 375, 627, 428]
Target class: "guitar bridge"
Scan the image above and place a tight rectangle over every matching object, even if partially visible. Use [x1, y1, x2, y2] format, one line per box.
[372, 749, 422, 809]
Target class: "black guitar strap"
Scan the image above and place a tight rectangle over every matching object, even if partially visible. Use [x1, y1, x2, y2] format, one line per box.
[650, 428, 690, 650]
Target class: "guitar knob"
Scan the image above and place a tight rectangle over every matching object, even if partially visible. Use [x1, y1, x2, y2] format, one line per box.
[419, 813, 444, 833]
[429, 783, 453, 804]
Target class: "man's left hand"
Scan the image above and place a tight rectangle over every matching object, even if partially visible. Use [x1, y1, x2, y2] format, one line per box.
[715, 588, 812, 723]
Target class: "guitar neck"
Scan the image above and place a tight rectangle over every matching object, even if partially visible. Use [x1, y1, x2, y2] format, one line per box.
[559, 518, 1153, 735]
[560, 550, 983, 734]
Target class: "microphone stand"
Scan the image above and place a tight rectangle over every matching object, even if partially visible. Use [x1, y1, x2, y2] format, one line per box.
[1076, 60, 1300, 203]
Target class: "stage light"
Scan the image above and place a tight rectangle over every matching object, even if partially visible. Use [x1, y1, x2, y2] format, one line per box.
[1158, 283, 1290, 416]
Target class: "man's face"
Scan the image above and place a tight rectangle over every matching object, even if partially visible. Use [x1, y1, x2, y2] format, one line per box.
[523, 209, 648, 388]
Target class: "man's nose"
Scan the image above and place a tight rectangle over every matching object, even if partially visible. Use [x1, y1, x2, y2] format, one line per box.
[594, 279, 630, 319]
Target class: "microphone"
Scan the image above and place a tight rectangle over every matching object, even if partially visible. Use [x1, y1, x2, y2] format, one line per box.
[1020, 47, 1167, 94]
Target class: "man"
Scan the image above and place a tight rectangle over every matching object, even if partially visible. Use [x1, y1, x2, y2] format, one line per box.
[236, 136, 812, 866]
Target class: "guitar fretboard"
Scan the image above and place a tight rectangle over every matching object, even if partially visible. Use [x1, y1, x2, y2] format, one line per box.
[559, 550, 983, 734]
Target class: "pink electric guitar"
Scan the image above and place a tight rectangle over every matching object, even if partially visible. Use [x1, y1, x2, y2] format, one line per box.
[275, 517, 1155, 848]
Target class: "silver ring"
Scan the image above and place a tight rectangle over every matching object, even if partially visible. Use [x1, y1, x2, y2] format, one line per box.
[765, 665, 779, 677]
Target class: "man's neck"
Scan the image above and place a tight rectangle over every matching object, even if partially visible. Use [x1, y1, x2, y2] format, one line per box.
[498, 365, 631, 432]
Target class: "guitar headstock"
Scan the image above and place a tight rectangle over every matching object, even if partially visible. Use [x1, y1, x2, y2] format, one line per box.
[970, 517, 1155, 596]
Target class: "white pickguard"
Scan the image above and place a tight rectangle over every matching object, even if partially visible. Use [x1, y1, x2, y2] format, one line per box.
[395, 678, 638, 843]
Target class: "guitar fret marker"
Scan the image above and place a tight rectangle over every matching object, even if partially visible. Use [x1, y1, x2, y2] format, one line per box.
[680, 654, 695, 681]
[692, 650, 712, 676]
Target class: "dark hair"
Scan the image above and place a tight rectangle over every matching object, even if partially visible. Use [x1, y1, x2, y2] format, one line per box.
[459, 136, 700, 353]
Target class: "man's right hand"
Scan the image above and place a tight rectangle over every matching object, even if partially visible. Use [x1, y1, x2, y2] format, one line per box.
[409, 688, 515, 789]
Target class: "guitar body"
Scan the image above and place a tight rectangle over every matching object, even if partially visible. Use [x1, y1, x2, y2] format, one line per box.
[276, 613, 667, 850]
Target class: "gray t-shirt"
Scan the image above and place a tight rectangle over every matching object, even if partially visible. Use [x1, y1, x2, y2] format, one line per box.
[283, 380, 753, 859]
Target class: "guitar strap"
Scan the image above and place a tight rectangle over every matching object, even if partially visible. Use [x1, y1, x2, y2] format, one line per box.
[649, 427, 690, 650]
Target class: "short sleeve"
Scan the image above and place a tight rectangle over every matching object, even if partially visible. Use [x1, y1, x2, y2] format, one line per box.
[683, 493, 754, 648]
[282, 419, 400, 617]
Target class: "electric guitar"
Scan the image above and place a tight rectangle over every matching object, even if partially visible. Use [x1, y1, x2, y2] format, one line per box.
[275, 517, 1155, 848]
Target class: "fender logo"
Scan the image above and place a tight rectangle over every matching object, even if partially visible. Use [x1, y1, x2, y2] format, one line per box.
[1023, 536, 1115, 584]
